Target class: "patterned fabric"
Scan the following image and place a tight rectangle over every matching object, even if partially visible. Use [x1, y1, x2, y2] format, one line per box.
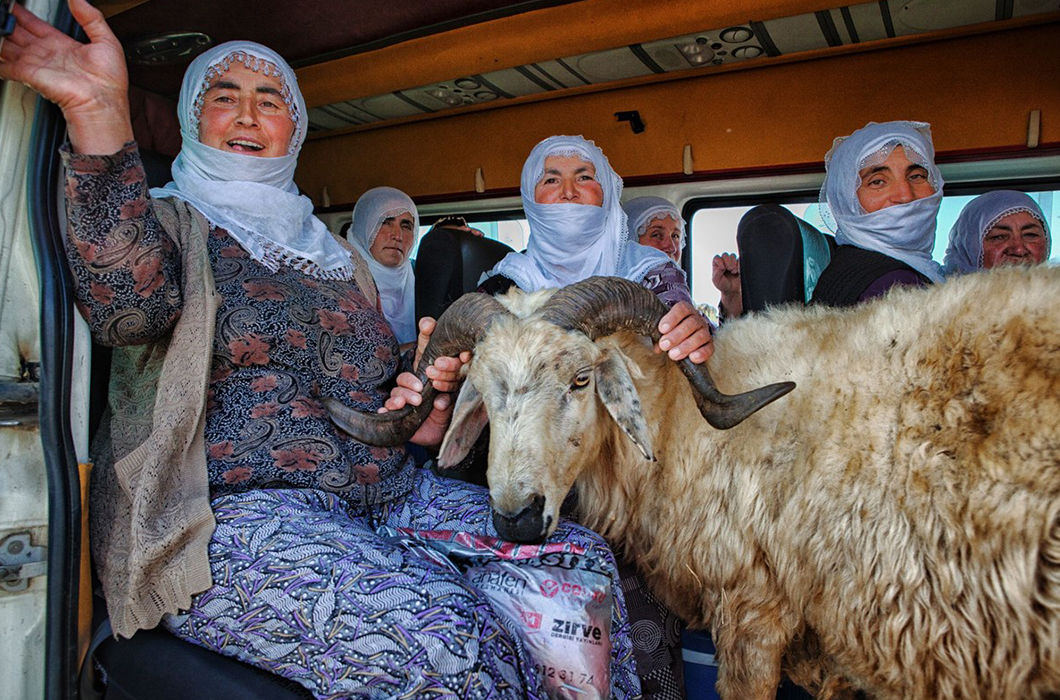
[66, 144, 641, 696]
[63, 144, 184, 345]
[203, 224, 415, 505]
[163, 470, 642, 699]
[640, 263, 694, 311]
[618, 561, 686, 700]
[67, 143, 219, 635]
[66, 142, 416, 507]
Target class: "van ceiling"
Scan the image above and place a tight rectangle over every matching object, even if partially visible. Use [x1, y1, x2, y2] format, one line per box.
[100, 0, 1059, 138]
[103, 0, 579, 96]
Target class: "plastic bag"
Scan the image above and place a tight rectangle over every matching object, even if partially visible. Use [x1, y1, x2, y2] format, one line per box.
[388, 528, 613, 699]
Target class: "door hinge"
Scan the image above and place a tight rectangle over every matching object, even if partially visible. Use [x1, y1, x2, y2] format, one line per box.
[0, 380, 40, 428]
[0, 533, 47, 592]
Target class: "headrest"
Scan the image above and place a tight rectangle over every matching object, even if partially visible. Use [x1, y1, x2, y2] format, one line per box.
[415, 226, 514, 321]
[736, 205, 833, 313]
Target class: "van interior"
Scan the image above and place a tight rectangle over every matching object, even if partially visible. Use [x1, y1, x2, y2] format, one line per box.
[2, 0, 1058, 697]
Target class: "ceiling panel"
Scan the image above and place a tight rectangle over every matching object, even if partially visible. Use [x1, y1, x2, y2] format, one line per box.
[891, 0, 996, 34]
[109, 0, 1058, 135]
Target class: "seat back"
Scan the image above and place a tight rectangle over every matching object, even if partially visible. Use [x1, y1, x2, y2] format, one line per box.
[140, 148, 175, 188]
[736, 204, 834, 313]
[414, 225, 514, 322]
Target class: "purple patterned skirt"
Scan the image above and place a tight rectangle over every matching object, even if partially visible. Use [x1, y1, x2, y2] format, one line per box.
[163, 468, 641, 699]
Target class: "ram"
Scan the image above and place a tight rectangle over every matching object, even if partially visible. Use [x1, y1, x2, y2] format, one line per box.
[329, 267, 1060, 700]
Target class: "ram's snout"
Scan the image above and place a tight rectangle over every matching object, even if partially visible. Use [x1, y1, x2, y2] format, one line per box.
[491, 493, 550, 543]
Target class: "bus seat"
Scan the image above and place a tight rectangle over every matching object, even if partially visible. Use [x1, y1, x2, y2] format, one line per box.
[91, 619, 312, 699]
[139, 148, 174, 189]
[736, 204, 834, 313]
[414, 225, 514, 322]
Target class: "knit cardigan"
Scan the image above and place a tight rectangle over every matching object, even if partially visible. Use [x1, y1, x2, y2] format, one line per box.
[89, 196, 379, 638]
[90, 196, 218, 638]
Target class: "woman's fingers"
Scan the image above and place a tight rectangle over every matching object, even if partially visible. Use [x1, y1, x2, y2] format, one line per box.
[424, 354, 464, 392]
[412, 316, 436, 368]
[69, 0, 116, 46]
[657, 302, 714, 364]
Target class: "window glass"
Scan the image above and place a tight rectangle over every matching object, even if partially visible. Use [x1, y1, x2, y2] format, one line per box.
[688, 189, 1058, 314]
[412, 219, 529, 259]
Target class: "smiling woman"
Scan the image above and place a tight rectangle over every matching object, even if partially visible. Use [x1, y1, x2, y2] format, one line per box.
[196, 62, 294, 157]
[0, 2, 646, 697]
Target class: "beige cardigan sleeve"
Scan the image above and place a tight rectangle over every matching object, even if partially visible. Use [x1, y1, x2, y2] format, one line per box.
[91, 197, 218, 638]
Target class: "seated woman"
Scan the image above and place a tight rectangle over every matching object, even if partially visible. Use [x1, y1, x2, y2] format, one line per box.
[346, 186, 418, 344]
[811, 120, 945, 307]
[943, 190, 1051, 274]
[0, 2, 640, 697]
[473, 135, 704, 698]
[480, 135, 713, 364]
[623, 195, 685, 264]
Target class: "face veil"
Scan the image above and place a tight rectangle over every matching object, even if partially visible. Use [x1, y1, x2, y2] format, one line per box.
[820, 120, 945, 282]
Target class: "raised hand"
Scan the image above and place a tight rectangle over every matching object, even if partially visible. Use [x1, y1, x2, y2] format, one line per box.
[712, 252, 744, 318]
[0, 0, 133, 153]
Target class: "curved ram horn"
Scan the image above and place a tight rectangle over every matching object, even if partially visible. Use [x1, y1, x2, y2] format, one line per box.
[539, 276, 795, 429]
[327, 292, 511, 446]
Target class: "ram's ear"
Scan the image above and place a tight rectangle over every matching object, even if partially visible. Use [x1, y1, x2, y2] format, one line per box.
[595, 351, 654, 461]
[438, 379, 488, 468]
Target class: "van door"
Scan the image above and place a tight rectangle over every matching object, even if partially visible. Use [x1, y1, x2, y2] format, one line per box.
[0, 67, 49, 700]
[1, 1, 89, 697]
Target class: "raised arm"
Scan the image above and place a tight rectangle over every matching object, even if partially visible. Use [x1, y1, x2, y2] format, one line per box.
[1, 1, 183, 343]
[712, 252, 744, 319]
[0, 0, 133, 154]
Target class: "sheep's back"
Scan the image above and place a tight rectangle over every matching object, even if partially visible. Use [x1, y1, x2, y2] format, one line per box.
[696, 265, 1060, 697]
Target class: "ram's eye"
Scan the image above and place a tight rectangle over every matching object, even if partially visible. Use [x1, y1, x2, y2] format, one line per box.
[571, 371, 592, 389]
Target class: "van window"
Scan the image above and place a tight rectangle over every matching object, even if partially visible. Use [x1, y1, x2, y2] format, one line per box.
[687, 188, 1059, 311]
[413, 218, 529, 258]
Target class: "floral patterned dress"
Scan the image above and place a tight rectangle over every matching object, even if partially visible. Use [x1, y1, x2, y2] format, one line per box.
[63, 143, 641, 699]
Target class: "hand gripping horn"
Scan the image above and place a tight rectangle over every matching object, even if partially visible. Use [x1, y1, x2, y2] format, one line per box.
[325, 292, 511, 445]
[538, 276, 795, 429]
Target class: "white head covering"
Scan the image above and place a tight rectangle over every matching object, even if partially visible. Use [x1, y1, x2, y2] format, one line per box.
[150, 40, 354, 280]
[943, 190, 1050, 275]
[486, 135, 671, 292]
[820, 120, 944, 282]
[346, 187, 419, 344]
[623, 195, 685, 249]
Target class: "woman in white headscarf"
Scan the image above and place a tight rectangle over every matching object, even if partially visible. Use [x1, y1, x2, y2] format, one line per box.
[943, 190, 1051, 275]
[1, 3, 642, 697]
[347, 186, 419, 344]
[481, 135, 713, 364]
[623, 195, 685, 264]
[811, 120, 945, 308]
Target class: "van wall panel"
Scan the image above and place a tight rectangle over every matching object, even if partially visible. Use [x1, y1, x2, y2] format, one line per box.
[296, 24, 1060, 208]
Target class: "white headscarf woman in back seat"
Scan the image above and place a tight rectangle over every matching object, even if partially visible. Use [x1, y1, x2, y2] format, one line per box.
[347, 186, 419, 344]
[481, 134, 714, 365]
